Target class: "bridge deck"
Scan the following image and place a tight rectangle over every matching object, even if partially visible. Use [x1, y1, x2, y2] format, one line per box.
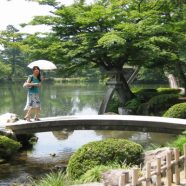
[4, 115, 186, 135]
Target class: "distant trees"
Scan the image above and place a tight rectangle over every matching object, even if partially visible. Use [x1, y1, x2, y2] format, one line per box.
[0, 25, 28, 79]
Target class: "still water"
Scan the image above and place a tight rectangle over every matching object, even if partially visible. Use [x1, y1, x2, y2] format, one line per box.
[0, 81, 177, 184]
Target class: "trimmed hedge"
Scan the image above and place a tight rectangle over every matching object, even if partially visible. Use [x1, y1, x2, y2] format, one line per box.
[163, 103, 186, 119]
[67, 138, 143, 180]
[0, 135, 21, 160]
[157, 88, 181, 95]
[137, 94, 179, 115]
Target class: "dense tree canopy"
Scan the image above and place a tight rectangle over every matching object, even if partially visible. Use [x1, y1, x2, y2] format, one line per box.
[30, 0, 186, 71]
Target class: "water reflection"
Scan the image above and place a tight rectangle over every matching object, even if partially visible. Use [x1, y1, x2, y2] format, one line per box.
[0, 81, 105, 117]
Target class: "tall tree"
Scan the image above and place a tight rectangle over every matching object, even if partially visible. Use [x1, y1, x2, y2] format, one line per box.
[28, 0, 186, 109]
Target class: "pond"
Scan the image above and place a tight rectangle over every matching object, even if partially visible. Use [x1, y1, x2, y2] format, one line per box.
[0, 81, 177, 184]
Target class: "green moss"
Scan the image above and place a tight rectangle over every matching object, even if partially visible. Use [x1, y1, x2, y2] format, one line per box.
[163, 103, 186, 119]
[67, 138, 143, 180]
[0, 135, 21, 160]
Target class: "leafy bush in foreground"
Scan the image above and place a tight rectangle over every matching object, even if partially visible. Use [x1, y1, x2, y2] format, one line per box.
[163, 103, 186, 119]
[67, 138, 143, 179]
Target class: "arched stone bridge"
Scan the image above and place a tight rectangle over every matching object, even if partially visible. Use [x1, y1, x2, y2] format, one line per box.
[4, 115, 186, 135]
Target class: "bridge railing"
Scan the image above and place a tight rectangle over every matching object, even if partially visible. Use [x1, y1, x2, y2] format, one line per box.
[112, 144, 186, 186]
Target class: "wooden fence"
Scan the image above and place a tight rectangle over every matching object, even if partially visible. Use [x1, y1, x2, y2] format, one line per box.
[116, 144, 186, 186]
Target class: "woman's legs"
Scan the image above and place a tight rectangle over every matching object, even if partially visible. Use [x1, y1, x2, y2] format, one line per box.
[34, 107, 41, 120]
[24, 108, 33, 121]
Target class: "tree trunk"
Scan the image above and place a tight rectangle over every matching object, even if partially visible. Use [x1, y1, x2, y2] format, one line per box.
[99, 69, 135, 114]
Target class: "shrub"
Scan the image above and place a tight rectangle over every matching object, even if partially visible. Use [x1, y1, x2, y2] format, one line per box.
[138, 94, 179, 115]
[168, 132, 186, 154]
[107, 95, 121, 113]
[67, 138, 143, 180]
[135, 89, 158, 102]
[0, 135, 21, 160]
[31, 171, 72, 186]
[163, 103, 186, 119]
[157, 88, 181, 95]
[124, 98, 141, 114]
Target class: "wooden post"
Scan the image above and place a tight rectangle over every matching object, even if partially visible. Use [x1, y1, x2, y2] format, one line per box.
[132, 168, 138, 186]
[156, 157, 161, 186]
[119, 172, 129, 186]
[174, 148, 180, 185]
[184, 144, 186, 179]
[166, 151, 172, 186]
[146, 162, 151, 186]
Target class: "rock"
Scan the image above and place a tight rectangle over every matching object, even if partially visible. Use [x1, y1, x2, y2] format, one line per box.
[0, 113, 19, 124]
[102, 169, 130, 186]
[10, 173, 32, 185]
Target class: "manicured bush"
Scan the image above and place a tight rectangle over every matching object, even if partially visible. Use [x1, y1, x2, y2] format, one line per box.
[157, 88, 181, 95]
[135, 89, 158, 102]
[67, 138, 143, 179]
[0, 135, 22, 160]
[163, 103, 186, 119]
[138, 94, 179, 115]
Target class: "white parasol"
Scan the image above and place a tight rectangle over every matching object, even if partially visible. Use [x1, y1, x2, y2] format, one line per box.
[27, 60, 57, 71]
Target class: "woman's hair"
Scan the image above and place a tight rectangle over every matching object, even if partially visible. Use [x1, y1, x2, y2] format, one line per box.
[32, 66, 41, 82]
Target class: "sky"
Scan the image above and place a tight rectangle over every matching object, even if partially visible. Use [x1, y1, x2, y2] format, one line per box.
[0, 0, 92, 33]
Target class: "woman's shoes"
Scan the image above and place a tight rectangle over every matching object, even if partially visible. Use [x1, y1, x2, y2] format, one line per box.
[24, 117, 32, 122]
[24, 117, 40, 121]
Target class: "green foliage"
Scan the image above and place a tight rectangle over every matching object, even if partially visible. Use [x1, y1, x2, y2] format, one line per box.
[67, 138, 143, 180]
[28, 0, 186, 78]
[157, 88, 181, 95]
[135, 89, 158, 102]
[0, 25, 28, 79]
[78, 165, 109, 183]
[168, 133, 186, 154]
[107, 95, 121, 113]
[78, 163, 130, 184]
[124, 98, 141, 114]
[163, 103, 186, 119]
[0, 61, 11, 79]
[137, 94, 179, 115]
[31, 171, 72, 186]
[137, 67, 167, 83]
[0, 135, 21, 160]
